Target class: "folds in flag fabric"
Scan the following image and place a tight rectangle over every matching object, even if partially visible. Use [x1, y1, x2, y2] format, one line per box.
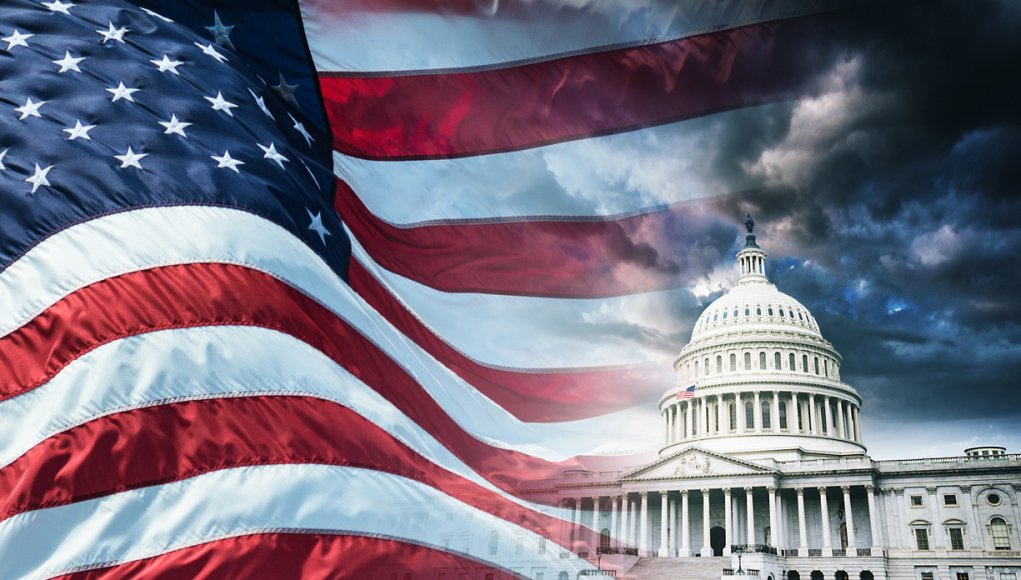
[0, 0, 857, 577]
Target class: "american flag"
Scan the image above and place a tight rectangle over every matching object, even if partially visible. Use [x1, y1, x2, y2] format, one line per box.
[676, 385, 697, 400]
[0, 0, 840, 576]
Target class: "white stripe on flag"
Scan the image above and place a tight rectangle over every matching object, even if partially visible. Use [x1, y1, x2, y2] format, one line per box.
[0, 464, 586, 580]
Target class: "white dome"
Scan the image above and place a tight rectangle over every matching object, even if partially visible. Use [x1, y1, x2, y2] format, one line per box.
[660, 217, 864, 462]
[690, 278, 822, 343]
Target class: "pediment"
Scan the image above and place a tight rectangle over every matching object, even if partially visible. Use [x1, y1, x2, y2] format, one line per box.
[622, 447, 774, 480]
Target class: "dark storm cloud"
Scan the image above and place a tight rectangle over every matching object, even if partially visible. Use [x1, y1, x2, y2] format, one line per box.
[680, 1, 1021, 425]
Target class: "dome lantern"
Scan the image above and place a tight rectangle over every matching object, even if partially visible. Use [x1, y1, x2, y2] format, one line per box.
[736, 214, 768, 282]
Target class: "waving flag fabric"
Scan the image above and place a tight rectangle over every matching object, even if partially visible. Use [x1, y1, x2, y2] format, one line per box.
[0, 0, 845, 577]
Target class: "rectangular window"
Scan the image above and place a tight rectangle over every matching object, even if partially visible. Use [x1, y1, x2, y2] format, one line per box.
[949, 527, 965, 550]
[910, 495, 924, 507]
[915, 528, 930, 551]
[992, 520, 1012, 549]
[1000, 574, 1017, 580]
[956, 574, 970, 580]
[921, 573, 934, 580]
[538, 537, 546, 555]
[944, 494, 958, 507]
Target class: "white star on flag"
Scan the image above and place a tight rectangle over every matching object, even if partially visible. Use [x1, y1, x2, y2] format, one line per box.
[194, 42, 228, 63]
[205, 92, 238, 116]
[288, 113, 314, 146]
[0, 149, 7, 171]
[205, 11, 234, 49]
[159, 114, 191, 137]
[97, 22, 128, 44]
[114, 147, 147, 169]
[106, 82, 139, 102]
[211, 150, 244, 173]
[2, 29, 33, 51]
[42, 1, 75, 15]
[140, 7, 173, 23]
[15, 98, 45, 120]
[151, 55, 183, 74]
[52, 51, 85, 73]
[64, 120, 96, 141]
[306, 208, 331, 245]
[258, 142, 289, 168]
[25, 163, 53, 193]
[248, 88, 274, 120]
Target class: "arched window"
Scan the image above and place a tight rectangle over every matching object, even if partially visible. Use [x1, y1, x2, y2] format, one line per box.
[730, 353, 737, 371]
[789, 352, 796, 370]
[824, 359, 829, 377]
[802, 354, 809, 373]
[761, 400, 771, 429]
[779, 308, 785, 317]
[729, 402, 737, 431]
[716, 355, 723, 374]
[814, 357, 820, 375]
[991, 517, 1012, 549]
[745, 307, 750, 316]
[756, 307, 762, 316]
[744, 352, 751, 370]
[559, 572, 570, 580]
[694, 361, 699, 377]
[788, 572, 800, 580]
[775, 352, 782, 369]
[759, 351, 767, 369]
[704, 357, 710, 374]
[797, 404, 804, 430]
[722, 311, 727, 319]
[745, 402, 754, 429]
[768, 307, 774, 316]
[733, 308, 739, 318]
[779, 401, 788, 429]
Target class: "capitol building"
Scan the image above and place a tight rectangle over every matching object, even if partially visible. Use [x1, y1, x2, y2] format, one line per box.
[522, 218, 1021, 580]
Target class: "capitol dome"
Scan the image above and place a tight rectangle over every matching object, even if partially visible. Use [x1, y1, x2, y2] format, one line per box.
[660, 216, 865, 461]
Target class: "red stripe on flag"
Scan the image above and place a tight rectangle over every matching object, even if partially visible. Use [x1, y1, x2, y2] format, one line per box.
[336, 178, 730, 298]
[0, 396, 600, 553]
[52, 533, 520, 580]
[0, 264, 617, 491]
[319, 17, 815, 160]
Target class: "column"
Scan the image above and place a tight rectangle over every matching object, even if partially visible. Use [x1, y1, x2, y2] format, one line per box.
[746, 487, 756, 545]
[669, 496, 677, 556]
[681, 490, 691, 557]
[866, 485, 882, 550]
[753, 392, 762, 432]
[927, 486, 944, 550]
[715, 394, 723, 434]
[790, 392, 799, 433]
[685, 400, 692, 439]
[837, 400, 846, 439]
[893, 488, 907, 549]
[960, 485, 981, 549]
[842, 486, 857, 552]
[701, 489, 712, 557]
[674, 405, 682, 442]
[620, 494, 629, 549]
[772, 391, 781, 433]
[639, 491, 649, 556]
[819, 487, 832, 555]
[631, 498, 638, 547]
[663, 410, 669, 443]
[797, 488, 808, 553]
[591, 497, 601, 548]
[736, 394, 745, 434]
[610, 496, 619, 549]
[658, 491, 669, 557]
[853, 406, 862, 442]
[824, 397, 834, 437]
[573, 498, 583, 552]
[809, 394, 819, 435]
[723, 488, 732, 555]
[768, 487, 777, 548]
[775, 489, 785, 549]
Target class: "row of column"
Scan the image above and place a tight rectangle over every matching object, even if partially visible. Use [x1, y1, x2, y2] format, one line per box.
[571, 484, 882, 557]
[662, 392, 862, 445]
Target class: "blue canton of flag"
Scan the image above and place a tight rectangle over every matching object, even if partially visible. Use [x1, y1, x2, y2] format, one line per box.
[0, 0, 349, 276]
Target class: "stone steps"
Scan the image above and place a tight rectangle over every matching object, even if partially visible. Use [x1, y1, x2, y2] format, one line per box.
[622, 556, 728, 579]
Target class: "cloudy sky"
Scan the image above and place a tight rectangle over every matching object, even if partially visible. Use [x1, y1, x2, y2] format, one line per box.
[613, 0, 1021, 459]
